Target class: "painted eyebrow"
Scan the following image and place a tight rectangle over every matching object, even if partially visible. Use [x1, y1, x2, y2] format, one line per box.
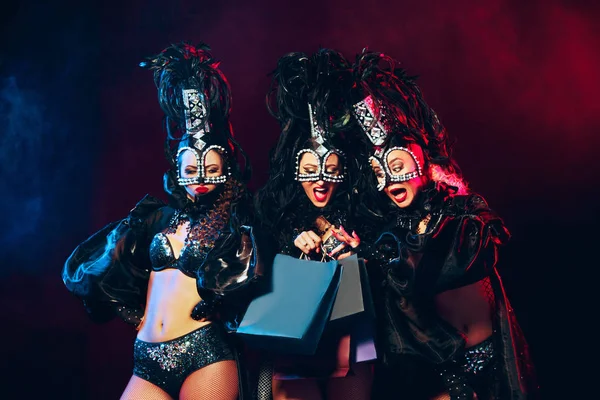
[388, 157, 405, 164]
[302, 163, 319, 168]
[185, 165, 198, 169]
[204, 164, 220, 168]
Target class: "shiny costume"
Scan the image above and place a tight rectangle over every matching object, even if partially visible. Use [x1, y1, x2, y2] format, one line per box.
[62, 165, 264, 328]
[365, 186, 536, 399]
[253, 49, 366, 394]
[345, 50, 538, 399]
[62, 42, 270, 399]
[62, 180, 267, 396]
[133, 324, 234, 398]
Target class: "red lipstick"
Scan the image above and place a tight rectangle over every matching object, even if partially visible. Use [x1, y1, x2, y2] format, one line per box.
[313, 186, 328, 202]
[195, 186, 209, 194]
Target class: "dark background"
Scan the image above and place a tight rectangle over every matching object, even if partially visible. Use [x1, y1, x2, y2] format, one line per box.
[1, 0, 597, 398]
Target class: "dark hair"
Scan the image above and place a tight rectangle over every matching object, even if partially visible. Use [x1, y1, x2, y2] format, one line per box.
[255, 48, 358, 234]
[349, 49, 469, 216]
[140, 41, 250, 182]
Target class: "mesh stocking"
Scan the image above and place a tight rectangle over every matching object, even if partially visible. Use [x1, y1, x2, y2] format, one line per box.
[255, 360, 274, 400]
[179, 360, 239, 400]
[120, 375, 173, 400]
[481, 277, 496, 309]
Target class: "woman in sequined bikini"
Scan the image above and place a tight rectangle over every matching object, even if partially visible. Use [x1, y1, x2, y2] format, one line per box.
[62, 42, 268, 400]
[253, 49, 373, 400]
[346, 50, 538, 400]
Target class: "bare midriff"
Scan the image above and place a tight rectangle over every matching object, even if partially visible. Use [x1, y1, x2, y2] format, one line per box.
[136, 269, 211, 342]
[434, 277, 494, 347]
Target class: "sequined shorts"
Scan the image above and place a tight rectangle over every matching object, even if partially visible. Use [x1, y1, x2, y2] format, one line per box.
[462, 335, 495, 375]
[437, 336, 497, 400]
[133, 323, 235, 398]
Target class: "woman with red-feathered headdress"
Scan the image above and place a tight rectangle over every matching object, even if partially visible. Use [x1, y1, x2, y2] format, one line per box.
[346, 49, 538, 400]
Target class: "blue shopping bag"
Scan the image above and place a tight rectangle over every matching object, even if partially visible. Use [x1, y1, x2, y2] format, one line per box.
[236, 254, 342, 355]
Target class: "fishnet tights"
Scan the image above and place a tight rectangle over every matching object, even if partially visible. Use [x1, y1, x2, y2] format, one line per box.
[179, 359, 239, 400]
[121, 375, 173, 400]
[480, 277, 495, 310]
[120, 360, 239, 400]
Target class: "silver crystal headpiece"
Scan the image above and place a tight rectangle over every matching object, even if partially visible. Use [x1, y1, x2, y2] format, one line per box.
[176, 88, 229, 186]
[352, 95, 391, 157]
[182, 88, 210, 150]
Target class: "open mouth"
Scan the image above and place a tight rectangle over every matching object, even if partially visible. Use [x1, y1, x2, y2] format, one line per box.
[389, 187, 407, 203]
[313, 186, 329, 202]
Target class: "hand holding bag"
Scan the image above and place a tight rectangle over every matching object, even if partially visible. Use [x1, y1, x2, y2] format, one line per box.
[236, 254, 342, 355]
[272, 255, 378, 379]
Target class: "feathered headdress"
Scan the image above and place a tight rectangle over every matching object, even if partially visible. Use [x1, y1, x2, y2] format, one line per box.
[350, 49, 467, 193]
[266, 49, 352, 183]
[140, 42, 250, 186]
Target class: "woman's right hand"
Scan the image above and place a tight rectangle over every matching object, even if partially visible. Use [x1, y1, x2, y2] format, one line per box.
[331, 225, 361, 249]
[294, 231, 322, 255]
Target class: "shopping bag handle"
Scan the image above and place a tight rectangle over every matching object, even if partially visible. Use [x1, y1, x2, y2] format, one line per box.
[299, 251, 327, 262]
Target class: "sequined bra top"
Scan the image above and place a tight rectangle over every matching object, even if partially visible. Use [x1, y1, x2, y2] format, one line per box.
[149, 208, 228, 278]
[149, 232, 197, 278]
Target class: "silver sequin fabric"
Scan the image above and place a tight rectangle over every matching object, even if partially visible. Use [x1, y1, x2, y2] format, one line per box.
[463, 336, 495, 375]
[133, 323, 235, 398]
